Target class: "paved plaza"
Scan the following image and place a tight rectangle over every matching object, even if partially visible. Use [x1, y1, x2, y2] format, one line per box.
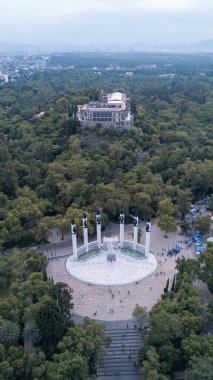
[47, 219, 195, 320]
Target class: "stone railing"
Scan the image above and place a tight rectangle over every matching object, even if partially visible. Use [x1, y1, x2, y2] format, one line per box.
[77, 239, 146, 259]
[123, 240, 145, 255]
[77, 241, 99, 258]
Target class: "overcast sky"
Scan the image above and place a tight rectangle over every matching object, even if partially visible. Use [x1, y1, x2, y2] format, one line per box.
[1, 0, 213, 46]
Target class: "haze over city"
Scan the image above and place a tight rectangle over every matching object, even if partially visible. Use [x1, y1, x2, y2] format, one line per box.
[1, 0, 213, 47]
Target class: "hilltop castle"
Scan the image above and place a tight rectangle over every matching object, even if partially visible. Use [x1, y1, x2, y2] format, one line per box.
[77, 91, 133, 128]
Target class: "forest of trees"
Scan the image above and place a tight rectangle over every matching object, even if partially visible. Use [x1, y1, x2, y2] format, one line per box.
[0, 52, 213, 379]
[0, 52, 213, 248]
[0, 249, 109, 379]
[138, 242, 213, 380]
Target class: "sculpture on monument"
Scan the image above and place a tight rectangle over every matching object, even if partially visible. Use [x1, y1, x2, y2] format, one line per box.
[133, 213, 139, 250]
[119, 209, 125, 248]
[83, 212, 89, 252]
[146, 218, 151, 232]
[71, 219, 77, 259]
[119, 209, 124, 224]
[145, 218, 151, 258]
[70, 210, 151, 261]
[96, 210, 101, 248]
[67, 210, 157, 286]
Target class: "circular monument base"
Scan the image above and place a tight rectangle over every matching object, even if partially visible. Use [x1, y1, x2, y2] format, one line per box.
[66, 250, 157, 286]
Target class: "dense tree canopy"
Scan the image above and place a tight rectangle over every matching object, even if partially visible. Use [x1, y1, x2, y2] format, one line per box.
[0, 52, 212, 379]
[0, 249, 108, 379]
[0, 52, 212, 247]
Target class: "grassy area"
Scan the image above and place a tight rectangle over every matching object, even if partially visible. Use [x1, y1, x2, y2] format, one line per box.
[78, 249, 100, 261]
[121, 248, 145, 260]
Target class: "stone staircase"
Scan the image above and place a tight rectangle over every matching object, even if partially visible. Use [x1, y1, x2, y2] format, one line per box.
[97, 322, 142, 380]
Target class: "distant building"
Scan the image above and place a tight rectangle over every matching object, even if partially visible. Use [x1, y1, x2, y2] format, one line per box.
[0, 73, 9, 83]
[77, 91, 133, 128]
[33, 111, 45, 119]
[125, 71, 134, 77]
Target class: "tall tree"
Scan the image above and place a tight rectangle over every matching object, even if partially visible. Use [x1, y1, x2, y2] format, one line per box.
[0, 320, 20, 346]
[158, 215, 177, 237]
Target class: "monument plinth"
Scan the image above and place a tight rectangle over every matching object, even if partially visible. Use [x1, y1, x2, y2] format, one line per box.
[66, 212, 157, 286]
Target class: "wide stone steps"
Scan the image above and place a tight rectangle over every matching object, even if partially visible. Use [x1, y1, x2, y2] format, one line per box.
[98, 327, 142, 379]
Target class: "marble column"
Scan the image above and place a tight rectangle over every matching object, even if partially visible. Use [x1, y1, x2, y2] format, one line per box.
[133, 215, 139, 250]
[96, 210, 101, 249]
[83, 212, 88, 252]
[119, 209, 125, 248]
[145, 219, 151, 258]
[71, 219, 77, 260]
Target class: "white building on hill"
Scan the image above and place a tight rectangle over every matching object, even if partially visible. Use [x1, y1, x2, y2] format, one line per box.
[77, 91, 133, 128]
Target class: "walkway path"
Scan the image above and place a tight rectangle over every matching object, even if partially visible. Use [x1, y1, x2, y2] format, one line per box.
[97, 321, 141, 380]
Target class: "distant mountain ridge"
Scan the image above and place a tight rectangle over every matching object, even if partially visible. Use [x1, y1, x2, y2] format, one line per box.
[0, 39, 213, 54]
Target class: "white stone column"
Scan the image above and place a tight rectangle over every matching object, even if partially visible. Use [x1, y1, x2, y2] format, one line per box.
[119, 210, 125, 248]
[83, 213, 89, 252]
[96, 210, 101, 249]
[145, 220, 151, 258]
[133, 215, 139, 250]
[71, 219, 77, 260]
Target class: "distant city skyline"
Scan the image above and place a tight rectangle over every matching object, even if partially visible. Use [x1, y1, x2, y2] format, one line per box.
[1, 0, 213, 46]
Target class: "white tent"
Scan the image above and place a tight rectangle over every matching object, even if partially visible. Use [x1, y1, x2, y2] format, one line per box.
[206, 237, 213, 243]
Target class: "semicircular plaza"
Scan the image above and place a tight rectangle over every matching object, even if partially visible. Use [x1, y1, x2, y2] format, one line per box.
[66, 250, 157, 286]
[46, 214, 195, 320]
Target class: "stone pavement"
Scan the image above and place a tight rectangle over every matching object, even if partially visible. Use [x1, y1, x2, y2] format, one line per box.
[47, 219, 195, 321]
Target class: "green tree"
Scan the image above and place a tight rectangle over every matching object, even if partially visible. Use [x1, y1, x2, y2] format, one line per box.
[142, 346, 169, 380]
[164, 278, 169, 294]
[135, 192, 153, 219]
[196, 215, 211, 235]
[0, 320, 20, 346]
[24, 349, 46, 380]
[181, 334, 213, 362]
[46, 351, 89, 380]
[34, 295, 66, 355]
[12, 272, 52, 304]
[23, 250, 48, 276]
[22, 320, 42, 352]
[0, 296, 24, 324]
[57, 317, 109, 375]
[199, 243, 213, 292]
[208, 196, 213, 211]
[158, 215, 177, 237]
[185, 356, 213, 380]
[50, 282, 73, 319]
[35, 217, 55, 243]
[0, 360, 13, 380]
[158, 198, 175, 217]
[6, 345, 25, 380]
[132, 305, 148, 329]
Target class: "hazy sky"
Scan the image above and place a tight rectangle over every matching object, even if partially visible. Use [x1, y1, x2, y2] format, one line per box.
[1, 0, 213, 45]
